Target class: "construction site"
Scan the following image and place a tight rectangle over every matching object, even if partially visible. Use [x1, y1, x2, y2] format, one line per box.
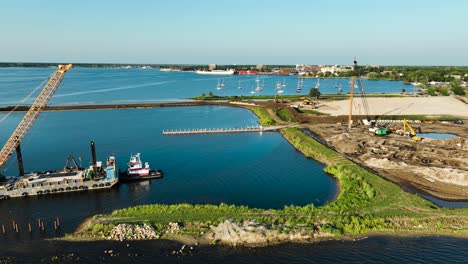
[256, 71, 468, 201]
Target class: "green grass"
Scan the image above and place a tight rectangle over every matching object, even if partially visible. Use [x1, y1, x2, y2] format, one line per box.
[249, 107, 277, 126]
[77, 112, 468, 241]
[275, 108, 297, 122]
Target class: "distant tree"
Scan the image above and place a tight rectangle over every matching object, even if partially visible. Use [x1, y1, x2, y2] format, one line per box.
[208, 91, 214, 97]
[401, 88, 406, 93]
[309, 88, 321, 99]
[450, 80, 465, 95]
[367, 72, 379, 80]
[438, 86, 449, 96]
[200, 92, 206, 98]
[427, 87, 437, 96]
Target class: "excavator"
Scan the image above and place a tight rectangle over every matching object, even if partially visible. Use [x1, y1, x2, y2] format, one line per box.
[0, 64, 73, 178]
[403, 119, 422, 141]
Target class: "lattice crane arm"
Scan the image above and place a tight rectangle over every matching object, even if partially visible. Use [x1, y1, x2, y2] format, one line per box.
[0, 64, 72, 168]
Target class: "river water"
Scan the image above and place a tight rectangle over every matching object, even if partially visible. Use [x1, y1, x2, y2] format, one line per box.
[0, 236, 467, 263]
[0, 68, 466, 262]
[0, 106, 337, 241]
[0, 67, 412, 106]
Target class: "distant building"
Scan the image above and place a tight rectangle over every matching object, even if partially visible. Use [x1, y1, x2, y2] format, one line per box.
[208, 64, 217, 70]
[279, 68, 292, 75]
[236, 70, 259, 75]
[256, 64, 264, 70]
[320, 65, 353, 74]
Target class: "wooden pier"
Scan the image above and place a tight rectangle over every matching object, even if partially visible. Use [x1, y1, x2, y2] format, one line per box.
[162, 124, 297, 135]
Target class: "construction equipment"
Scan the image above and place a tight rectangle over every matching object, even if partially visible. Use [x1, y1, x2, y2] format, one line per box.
[0, 64, 73, 175]
[349, 59, 387, 135]
[403, 119, 421, 141]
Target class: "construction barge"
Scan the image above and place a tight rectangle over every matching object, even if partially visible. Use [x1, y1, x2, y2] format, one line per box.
[0, 141, 118, 199]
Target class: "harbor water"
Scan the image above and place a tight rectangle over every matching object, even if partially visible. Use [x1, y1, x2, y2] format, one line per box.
[0, 106, 336, 241]
[0, 68, 466, 262]
[0, 236, 467, 263]
[0, 67, 413, 106]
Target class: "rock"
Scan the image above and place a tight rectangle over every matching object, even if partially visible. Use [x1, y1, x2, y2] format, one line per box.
[107, 224, 158, 241]
[207, 219, 271, 246]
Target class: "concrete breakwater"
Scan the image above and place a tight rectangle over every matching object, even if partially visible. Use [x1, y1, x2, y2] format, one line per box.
[0, 101, 235, 112]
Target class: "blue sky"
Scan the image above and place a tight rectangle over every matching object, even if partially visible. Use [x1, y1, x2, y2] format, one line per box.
[1, 0, 467, 65]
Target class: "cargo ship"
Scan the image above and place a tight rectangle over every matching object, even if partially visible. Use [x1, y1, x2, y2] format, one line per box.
[0, 141, 119, 199]
[195, 69, 235, 75]
[119, 153, 162, 182]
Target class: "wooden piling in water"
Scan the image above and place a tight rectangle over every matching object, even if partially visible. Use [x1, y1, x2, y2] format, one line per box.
[56, 217, 60, 227]
[41, 221, 44, 231]
[2, 224, 5, 235]
[12, 220, 15, 230]
[54, 221, 57, 231]
[28, 223, 32, 233]
[38, 219, 41, 228]
[15, 223, 18, 233]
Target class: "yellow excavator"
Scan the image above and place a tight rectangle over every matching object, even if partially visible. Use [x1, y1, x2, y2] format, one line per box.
[403, 119, 421, 141]
[0, 64, 72, 176]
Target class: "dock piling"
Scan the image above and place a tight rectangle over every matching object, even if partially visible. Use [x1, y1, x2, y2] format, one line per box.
[2, 224, 5, 235]
[28, 223, 32, 233]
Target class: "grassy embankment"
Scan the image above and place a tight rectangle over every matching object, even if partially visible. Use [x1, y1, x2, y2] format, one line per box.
[76, 107, 468, 242]
[249, 107, 277, 125]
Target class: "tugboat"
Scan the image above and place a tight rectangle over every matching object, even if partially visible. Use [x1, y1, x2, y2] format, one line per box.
[119, 153, 163, 182]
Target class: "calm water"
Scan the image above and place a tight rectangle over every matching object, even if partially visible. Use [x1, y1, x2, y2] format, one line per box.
[419, 133, 458, 140]
[0, 236, 467, 263]
[0, 106, 337, 242]
[0, 69, 466, 262]
[0, 68, 412, 106]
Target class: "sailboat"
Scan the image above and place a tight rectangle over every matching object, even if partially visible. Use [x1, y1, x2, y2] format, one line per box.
[220, 79, 225, 87]
[282, 77, 287, 87]
[261, 79, 266, 88]
[300, 78, 304, 87]
[216, 79, 222, 90]
[315, 78, 320, 89]
[237, 80, 242, 89]
[296, 79, 302, 93]
[255, 76, 263, 91]
[276, 80, 284, 94]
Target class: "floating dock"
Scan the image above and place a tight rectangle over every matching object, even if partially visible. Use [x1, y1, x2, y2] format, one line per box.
[162, 124, 298, 135]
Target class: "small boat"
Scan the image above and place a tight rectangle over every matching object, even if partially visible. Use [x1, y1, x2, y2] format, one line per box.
[282, 77, 287, 87]
[237, 80, 242, 89]
[216, 79, 222, 90]
[296, 79, 302, 93]
[119, 153, 163, 181]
